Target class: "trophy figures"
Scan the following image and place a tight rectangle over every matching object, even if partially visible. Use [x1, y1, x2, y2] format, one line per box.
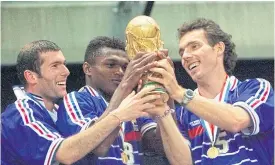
[125, 15, 169, 105]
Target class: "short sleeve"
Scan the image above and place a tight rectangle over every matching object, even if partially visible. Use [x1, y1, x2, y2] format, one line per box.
[136, 117, 157, 136]
[232, 78, 274, 135]
[1, 99, 64, 165]
[56, 92, 103, 137]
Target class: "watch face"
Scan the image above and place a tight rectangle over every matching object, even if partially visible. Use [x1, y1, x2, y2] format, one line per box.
[186, 89, 193, 97]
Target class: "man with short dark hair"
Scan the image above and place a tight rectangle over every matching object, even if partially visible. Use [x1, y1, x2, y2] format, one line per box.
[56, 36, 167, 165]
[149, 18, 274, 164]
[1, 40, 159, 165]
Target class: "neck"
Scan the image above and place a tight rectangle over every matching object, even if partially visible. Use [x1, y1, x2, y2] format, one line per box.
[26, 87, 55, 111]
[197, 71, 227, 99]
[101, 92, 111, 102]
[85, 82, 112, 102]
[43, 99, 55, 112]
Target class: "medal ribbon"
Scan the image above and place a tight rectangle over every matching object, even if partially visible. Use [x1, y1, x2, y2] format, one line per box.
[200, 75, 231, 146]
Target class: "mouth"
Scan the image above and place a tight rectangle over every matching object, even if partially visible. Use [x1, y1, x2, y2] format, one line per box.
[112, 79, 122, 85]
[188, 61, 200, 71]
[56, 81, 67, 87]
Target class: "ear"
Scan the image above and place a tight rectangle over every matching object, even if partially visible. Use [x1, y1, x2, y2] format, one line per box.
[83, 62, 93, 76]
[24, 70, 38, 85]
[214, 42, 225, 56]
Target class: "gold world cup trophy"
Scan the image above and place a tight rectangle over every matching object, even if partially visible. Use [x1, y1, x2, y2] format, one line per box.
[125, 15, 169, 105]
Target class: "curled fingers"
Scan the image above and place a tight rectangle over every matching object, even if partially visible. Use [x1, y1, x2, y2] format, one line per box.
[133, 52, 157, 67]
[155, 59, 174, 74]
[134, 85, 156, 99]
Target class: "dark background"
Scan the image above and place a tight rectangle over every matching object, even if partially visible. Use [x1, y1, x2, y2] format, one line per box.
[2, 59, 274, 113]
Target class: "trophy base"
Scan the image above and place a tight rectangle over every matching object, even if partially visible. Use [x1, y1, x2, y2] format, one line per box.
[146, 91, 169, 105]
[143, 81, 169, 105]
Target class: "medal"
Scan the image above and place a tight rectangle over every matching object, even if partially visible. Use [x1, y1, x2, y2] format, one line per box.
[121, 152, 128, 164]
[197, 76, 231, 158]
[207, 146, 219, 159]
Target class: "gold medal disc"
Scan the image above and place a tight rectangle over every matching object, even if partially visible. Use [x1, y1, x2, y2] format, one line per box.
[207, 146, 219, 159]
[121, 152, 128, 164]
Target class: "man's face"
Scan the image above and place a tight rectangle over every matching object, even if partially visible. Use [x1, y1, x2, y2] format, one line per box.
[178, 29, 221, 82]
[36, 51, 70, 100]
[89, 48, 129, 98]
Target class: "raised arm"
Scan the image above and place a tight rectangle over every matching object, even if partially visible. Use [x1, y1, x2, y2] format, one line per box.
[90, 52, 159, 155]
[145, 104, 193, 165]
[148, 59, 266, 133]
[55, 86, 160, 164]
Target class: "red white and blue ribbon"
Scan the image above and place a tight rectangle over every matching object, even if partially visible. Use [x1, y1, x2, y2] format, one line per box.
[200, 75, 231, 145]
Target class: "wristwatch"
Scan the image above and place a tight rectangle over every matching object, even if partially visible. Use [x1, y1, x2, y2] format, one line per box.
[180, 89, 194, 107]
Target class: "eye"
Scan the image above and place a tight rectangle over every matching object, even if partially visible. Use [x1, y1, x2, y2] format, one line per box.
[191, 43, 199, 50]
[52, 64, 58, 68]
[179, 48, 185, 57]
[179, 51, 183, 57]
[122, 65, 127, 71]
[106, 63, 115, 68]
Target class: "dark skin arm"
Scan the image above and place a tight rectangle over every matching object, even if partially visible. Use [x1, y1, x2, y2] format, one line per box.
[140, 50, 178, 156]
[92, 51, 159, 156]
[142, 97, 176, 156]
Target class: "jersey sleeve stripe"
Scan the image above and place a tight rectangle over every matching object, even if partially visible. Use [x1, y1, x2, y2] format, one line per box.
[250, 80, 270, 109]
[70, 93, 91, 123]
[229, 76, 238, 91]
[18, 99, 30, 123]
[44, 138, 64, 165]
[140, 122, 157, 136]
[36, 121, 62, 138]
[246, 79, 270, 109]
[233, 101, 260, 135]
[245, 79, 264, 105]
[67, 93, 86, 125]
[64, 94, 81, 125]
[52, 132, 62, 138]
[16, 99, 59, 140]
[86, 86, 97, 96]
[63, 93, 86, 126]
[64, 92, 94, 127]
[24, 99, 60, 139]
[80, 117, 98, 132]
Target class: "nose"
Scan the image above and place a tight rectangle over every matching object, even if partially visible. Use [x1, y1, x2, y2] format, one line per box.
[61, 65, 70, 77]
[181, 51, 192, 66]
[115, 66, 124, 76]
[182, 51, 193, 59]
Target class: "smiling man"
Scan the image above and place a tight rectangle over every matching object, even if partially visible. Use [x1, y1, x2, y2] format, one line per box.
[1, 40, 160, 165]
[148, 18, 274, 165]
[1, 40, 71, 165]
[56, 36, 164, 165]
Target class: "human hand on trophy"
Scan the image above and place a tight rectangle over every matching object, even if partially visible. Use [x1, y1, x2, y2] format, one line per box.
[125, 15, 172, 106]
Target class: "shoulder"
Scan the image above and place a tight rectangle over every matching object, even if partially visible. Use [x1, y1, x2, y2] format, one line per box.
[1, 98, 44, 132]
[58, 91, 102, 114]
[65, 91, 99, 101]
[231, 77, 273, 110]
[236, 78, 272, 91]
[2, 98, 40, 117]
[62, 91, 100, 106]
[232, 78, 273, 100]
